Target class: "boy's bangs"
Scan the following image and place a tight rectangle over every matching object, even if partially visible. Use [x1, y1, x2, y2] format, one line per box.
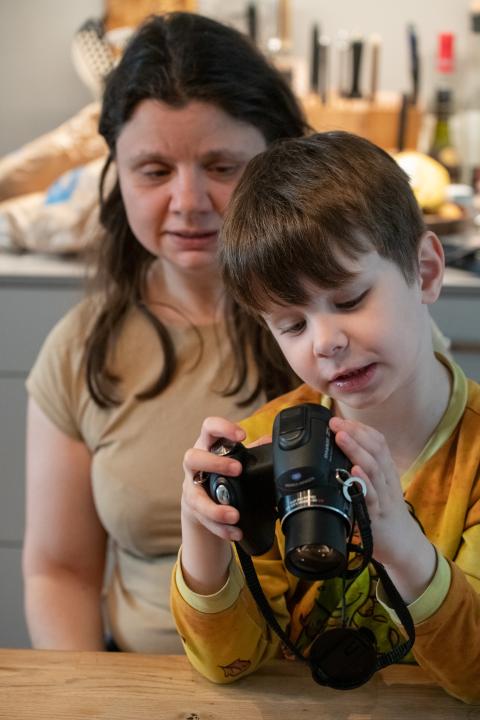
[223, 216, 367, 314]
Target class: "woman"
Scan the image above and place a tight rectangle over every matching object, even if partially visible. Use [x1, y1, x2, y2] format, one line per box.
[22, 12, 308, 653]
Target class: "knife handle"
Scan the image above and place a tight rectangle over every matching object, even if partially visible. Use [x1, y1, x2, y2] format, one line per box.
[349, 38, 364, 99]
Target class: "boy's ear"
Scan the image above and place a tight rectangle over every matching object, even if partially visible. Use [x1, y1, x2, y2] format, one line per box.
[417, 231, 445, 305]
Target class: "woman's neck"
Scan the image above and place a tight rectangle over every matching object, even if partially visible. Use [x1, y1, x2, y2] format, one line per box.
[334, 351, 452, 476]
[144, 260, 224, 326]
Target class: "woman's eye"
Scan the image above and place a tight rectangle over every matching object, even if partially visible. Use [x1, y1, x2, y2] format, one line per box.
[209, 164, 240, 177]
[335, 290, 369, 310]
[142, 167, 170, 179]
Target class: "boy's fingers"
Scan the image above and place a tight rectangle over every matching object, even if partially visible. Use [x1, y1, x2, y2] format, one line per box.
[196, 416, 246, 449]
[183, 446, 242, 479]
[330, 416, 384, 454]
[349, 464, 378, 504]
[182, 479, 242, 540]
[186, 481, 239, 523]
[330, 417, 395, 483]
[334, 429, 378, 478]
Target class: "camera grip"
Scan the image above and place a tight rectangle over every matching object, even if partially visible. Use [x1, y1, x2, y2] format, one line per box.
[207, 442, 277, 556]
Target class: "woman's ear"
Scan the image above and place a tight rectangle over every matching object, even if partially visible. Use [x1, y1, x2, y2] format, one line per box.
[418, 231, 445, 304]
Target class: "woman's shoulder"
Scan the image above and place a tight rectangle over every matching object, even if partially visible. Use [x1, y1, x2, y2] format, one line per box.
[44, 294, 102, 349]
[29, 295, 104, 380]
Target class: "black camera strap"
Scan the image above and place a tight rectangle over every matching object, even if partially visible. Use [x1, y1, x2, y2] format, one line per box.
[234, 487, 416, 690]
[347, 488, 416, 667]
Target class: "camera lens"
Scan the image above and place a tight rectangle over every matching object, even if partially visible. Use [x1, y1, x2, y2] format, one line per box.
[288, 544, 343, 575]
[282, 505, 350, 579]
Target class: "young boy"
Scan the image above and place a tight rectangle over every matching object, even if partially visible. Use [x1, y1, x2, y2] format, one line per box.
[171, 132, 480, 703]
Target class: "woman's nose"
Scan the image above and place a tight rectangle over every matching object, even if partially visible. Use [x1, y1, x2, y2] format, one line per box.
[169, 169, 212, 215]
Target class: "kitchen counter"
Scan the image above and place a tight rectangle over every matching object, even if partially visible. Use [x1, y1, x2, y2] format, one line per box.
[1, 248, 480, 290]
[0, 250, 87, 287]
[441, 265, 480, 294]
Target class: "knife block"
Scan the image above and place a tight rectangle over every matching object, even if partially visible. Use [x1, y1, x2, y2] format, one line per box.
[302, 93, 422, 152]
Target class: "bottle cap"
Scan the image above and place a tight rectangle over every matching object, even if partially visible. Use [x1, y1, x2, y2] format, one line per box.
[437, 32, 455, 74]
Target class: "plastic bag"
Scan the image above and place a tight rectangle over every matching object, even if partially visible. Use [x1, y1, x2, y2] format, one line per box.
[0, 103, 106, 201]
[0, 158, 105, 254]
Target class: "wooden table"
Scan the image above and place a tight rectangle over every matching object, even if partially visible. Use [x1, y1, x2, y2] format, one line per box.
[0, 650, 478, 719]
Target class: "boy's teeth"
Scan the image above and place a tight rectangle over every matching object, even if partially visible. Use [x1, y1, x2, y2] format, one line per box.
[338, 368, 362, 380]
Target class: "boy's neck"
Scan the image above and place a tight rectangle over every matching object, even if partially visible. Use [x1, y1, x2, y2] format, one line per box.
[333, 352, 452, 476]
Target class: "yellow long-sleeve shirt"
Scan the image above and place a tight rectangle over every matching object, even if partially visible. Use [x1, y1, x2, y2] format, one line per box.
[171, 358, 480, 703]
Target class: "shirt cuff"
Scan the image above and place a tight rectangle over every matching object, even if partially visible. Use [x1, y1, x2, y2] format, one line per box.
[175, 546, 245, 614]
[376, 548, 452, 625]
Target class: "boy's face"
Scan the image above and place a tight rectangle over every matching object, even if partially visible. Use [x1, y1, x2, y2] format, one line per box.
[262, 245, 439, 412]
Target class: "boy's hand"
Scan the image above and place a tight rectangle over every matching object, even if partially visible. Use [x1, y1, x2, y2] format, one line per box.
[329, 416, 436, 602]
[182, 416, 246, 542]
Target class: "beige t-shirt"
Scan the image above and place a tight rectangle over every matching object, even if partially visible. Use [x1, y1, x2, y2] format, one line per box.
[26, 298, 264, 652]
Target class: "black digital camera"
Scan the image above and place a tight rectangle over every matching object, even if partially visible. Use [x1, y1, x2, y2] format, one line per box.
[207, 403, 355, 580]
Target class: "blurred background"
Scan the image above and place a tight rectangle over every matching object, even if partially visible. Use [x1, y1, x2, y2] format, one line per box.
[1, 0, 480, 652]
[0, 0, 475, 154]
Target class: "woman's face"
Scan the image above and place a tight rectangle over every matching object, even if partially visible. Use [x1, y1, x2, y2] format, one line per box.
[115, 99, 267, 273]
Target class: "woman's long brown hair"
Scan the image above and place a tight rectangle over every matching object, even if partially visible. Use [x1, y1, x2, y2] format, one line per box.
[85, 13, 308, 407]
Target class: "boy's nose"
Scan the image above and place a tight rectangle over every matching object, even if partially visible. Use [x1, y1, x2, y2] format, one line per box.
[312, 319, 348, 358]
[170, 169, 212, 215]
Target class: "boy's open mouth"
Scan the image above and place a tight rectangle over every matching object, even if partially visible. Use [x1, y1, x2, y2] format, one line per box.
[330, 363, 377, 390]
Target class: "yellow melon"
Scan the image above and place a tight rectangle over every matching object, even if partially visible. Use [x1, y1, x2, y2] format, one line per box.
[393, 151, 450, 212]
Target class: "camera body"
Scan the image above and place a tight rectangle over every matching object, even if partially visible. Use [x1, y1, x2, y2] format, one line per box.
[207, 403, 353, 579]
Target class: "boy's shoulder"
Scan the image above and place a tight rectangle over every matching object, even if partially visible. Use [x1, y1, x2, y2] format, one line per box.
[466, 376, 480, 408]
[239, 384, 325, 444]
[438, 374, 480, 485]
[464, 377, 480, 424]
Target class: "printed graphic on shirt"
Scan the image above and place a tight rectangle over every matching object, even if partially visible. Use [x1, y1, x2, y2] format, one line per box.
[291, 566, 413, 663]
[218, 658, 251, 678]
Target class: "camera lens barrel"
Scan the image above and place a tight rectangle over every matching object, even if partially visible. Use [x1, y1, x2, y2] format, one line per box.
[282, 500, 351, 579]
[273, 404, 353, 579]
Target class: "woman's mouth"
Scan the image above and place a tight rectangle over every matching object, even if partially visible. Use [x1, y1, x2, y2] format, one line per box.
[330, 363, 378, 392]
[169, 230, 218, 248]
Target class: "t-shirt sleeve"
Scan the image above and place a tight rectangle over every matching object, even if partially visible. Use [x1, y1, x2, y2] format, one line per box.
[25, 302, 90, 440]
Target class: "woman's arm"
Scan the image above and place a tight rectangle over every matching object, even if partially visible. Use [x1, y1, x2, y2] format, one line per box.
[22, 398, 107, 649]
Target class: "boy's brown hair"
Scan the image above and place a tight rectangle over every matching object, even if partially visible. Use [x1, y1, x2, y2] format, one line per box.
[220, 131, 426, 313]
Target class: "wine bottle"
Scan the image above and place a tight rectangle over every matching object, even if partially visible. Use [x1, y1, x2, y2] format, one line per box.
[462, 1, 480, 190]
[428, 33, 461, 182]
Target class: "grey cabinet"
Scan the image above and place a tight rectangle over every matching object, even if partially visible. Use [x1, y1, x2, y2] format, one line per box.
[0, 255, 83, 647]
[431, 270, 480, 382]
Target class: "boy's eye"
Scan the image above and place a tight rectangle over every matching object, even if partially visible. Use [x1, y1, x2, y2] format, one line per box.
[279, 319, 306, 335]
[335, 289, 369, 310]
